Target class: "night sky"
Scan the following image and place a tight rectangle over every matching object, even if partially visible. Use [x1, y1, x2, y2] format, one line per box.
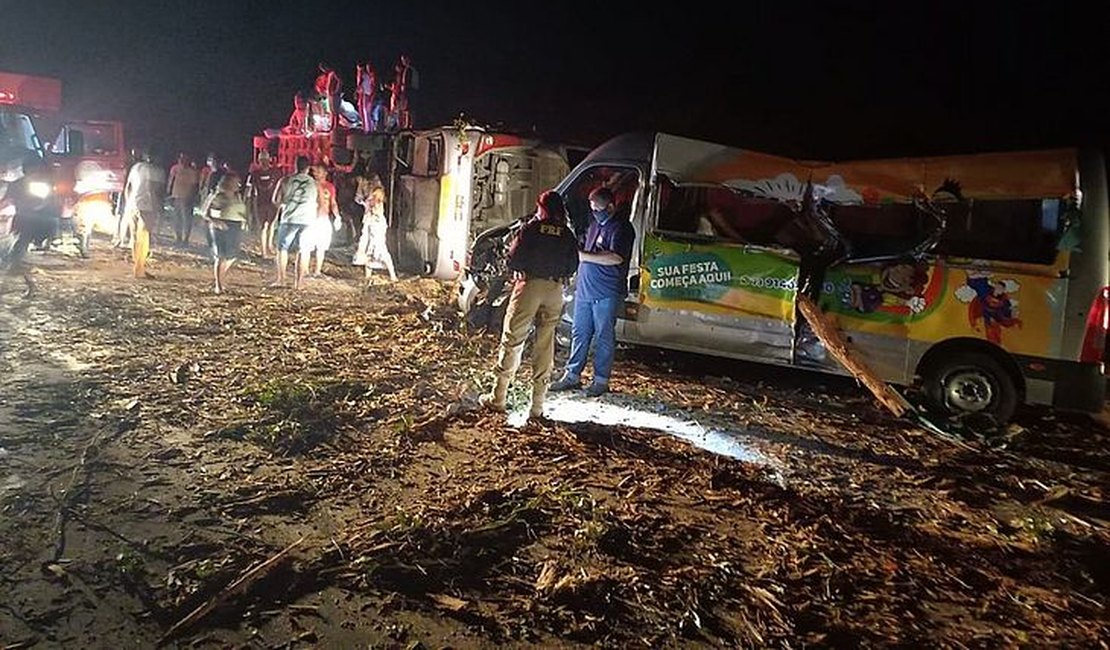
[3, 0, 1108, 170]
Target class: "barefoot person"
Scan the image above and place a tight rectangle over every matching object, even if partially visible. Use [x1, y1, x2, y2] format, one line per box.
[304, 165, 341, 277]
[271, 156, 318, 290]
[202, 174, 248, 294]
[122, 149, 165, 279]
[245, 151, 281, 257]
[353, 173, 396, 282]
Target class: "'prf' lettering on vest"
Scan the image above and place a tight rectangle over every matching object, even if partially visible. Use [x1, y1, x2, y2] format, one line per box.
[539, 224, 562, 236]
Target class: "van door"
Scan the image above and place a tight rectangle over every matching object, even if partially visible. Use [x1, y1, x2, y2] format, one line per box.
[632, 177, 804, 363]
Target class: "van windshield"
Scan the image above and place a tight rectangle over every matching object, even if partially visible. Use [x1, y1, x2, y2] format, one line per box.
[563, 165, 640, 238]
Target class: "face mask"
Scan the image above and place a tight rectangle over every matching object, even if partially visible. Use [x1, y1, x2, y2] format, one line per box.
[592, 208, 610, 223]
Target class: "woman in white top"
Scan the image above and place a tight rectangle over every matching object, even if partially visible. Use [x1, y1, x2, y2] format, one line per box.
[352, 174, 397, 282]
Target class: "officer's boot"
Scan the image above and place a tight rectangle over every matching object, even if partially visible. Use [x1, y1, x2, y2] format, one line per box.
[479, 375, 509, 412]
[528, 381, 546, 420]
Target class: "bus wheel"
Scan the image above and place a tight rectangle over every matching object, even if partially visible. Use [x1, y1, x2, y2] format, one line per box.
[923, 352, 1018, 423]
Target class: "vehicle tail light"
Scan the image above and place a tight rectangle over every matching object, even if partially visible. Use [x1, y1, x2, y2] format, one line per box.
[1079, 286, 1109, 364]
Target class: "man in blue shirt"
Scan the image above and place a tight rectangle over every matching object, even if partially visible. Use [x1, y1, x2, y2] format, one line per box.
[550, 187, 636, 397]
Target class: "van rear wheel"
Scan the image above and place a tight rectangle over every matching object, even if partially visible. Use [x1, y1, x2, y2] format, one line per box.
[923, 352, 1018, 424]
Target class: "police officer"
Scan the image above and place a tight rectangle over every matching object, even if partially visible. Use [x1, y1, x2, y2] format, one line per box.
[480, 190, 580, 420]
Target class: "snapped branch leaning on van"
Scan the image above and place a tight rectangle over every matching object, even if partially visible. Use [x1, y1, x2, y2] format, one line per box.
[480, 190, 580, 420]
[550, 187, 635, 397]
[271, 155, 319, 290]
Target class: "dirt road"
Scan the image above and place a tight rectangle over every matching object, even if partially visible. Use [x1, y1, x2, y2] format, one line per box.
[0, 240, 1106, 648]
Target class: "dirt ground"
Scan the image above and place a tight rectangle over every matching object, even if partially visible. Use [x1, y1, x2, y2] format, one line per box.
[0, 233, 1107, 649]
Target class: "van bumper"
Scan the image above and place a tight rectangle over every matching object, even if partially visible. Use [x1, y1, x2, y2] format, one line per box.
[1053, 362, 1107, 412]
[1016, 355, 1106, 412]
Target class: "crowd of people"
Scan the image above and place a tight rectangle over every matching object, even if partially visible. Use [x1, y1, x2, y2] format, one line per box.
[121, 146, 632, 418]
[115, 150, 397, 294]
[2, 141, 636, 420]
[282, 54, 418, 136]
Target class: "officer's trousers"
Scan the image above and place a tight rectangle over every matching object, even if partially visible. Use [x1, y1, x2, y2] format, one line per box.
[492, 278, 564, 414]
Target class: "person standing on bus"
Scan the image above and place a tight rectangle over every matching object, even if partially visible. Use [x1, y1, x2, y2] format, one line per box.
[480, 190, 579, 419]
[391, 54, 417, 130]
[314, 63, 341, 131]
[356, 63, 378, 133]
[549, 187, 635, 397]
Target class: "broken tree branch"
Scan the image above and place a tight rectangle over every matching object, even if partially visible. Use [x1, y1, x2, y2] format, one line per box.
[159, 535, 305, 644]
[796, 295, 910, 418]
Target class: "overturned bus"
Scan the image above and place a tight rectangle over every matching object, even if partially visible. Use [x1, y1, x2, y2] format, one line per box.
[388, 127, 579, 278]
[253, 123, 580, 278]
[460, 132, 1109, 423]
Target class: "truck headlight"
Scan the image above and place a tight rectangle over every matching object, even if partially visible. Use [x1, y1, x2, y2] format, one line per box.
[28, 181, 51, 199]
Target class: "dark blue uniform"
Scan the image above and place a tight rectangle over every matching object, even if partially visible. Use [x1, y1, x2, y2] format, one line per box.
[506, 216, 579, 281]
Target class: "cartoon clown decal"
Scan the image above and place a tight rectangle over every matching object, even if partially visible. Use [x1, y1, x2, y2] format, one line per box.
[955, 271, 1022, 344]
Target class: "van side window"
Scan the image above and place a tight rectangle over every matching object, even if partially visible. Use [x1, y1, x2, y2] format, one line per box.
[654, 176, 798, 248]
[827, 203, 931, 259]
[563, 165, 640, 238]
[934, 199, 1061, 264]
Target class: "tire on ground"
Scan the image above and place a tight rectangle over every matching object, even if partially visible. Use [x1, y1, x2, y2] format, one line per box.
[923, 351, 1019, 424]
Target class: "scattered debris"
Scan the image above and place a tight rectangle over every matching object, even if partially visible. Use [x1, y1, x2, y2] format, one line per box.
[0, 246, 1105, 647]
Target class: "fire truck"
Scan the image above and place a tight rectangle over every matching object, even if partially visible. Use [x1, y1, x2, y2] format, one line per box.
[252, 120, 584, 279]
[0, 71, 126, 252]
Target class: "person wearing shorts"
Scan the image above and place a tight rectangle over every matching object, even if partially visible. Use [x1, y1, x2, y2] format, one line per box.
[245, 151, 281, 257]
[272, 156, 318, 290]
[304, 165, 341, 277]
[203, 174, 248, 294]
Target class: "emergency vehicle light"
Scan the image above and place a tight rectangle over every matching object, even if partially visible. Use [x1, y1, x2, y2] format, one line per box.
[0, 72, 63, 112]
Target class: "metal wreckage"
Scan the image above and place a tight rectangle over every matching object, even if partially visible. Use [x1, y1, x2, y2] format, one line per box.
[460, 133, 1108, 427]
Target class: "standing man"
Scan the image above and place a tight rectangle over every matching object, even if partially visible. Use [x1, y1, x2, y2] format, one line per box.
[112, 147, 140, 249]
[198, 154, 218, 203]
[202, 174, 248, 294]
[480, 191, 579, 419]
[356, 63, 378, 133]
[392, 54, 417, 129]
[271, 155, 318, 290]
[245, 151, 281, 257]
[549, 187, 635, 397]
[123, 150, 166, 279]
[304, 165, 341, 278]
[314, 63, 341, 132]
[166, 153, 200, 246]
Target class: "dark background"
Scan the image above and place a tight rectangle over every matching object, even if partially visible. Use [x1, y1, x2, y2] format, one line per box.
[3, 0, 1108, 169]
